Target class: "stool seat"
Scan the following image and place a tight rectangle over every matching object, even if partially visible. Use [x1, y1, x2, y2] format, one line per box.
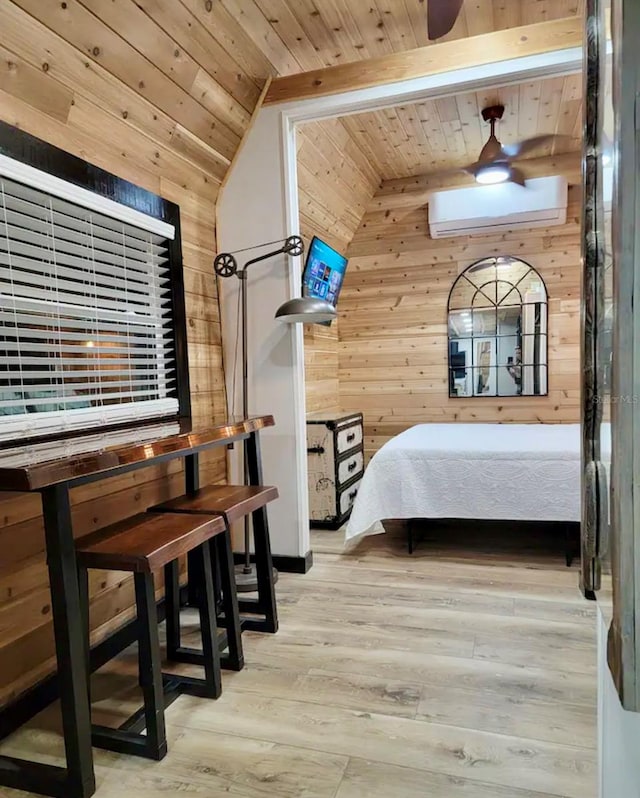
[151, 484, 279, 634]
[150, 485, 278, 524]
[76, 512, 226, 573]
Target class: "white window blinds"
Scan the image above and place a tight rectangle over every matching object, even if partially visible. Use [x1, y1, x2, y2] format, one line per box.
[0, 171, 179, 443]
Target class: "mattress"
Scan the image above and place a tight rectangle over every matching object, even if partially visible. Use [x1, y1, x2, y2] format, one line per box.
[345, 423, 583, 544]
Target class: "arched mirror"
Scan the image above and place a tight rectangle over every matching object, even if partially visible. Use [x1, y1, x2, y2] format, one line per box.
[448, 256, 548, 398]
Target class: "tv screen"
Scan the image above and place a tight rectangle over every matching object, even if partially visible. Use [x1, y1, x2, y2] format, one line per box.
[302, 237, 348, 310]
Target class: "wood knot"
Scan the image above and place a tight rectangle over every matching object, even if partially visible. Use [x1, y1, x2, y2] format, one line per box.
[313, 79, 322, 86]
[92, 46, 100, 57]
[42, 62, 50, 73]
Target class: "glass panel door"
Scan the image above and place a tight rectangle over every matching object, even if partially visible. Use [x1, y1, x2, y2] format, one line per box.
[588, 0, 640, 711]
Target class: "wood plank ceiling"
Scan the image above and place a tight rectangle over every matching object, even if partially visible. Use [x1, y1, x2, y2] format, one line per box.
[339, 74, 583, 180]
[0, 1, 586, 192]
[231, 0, 585, 72]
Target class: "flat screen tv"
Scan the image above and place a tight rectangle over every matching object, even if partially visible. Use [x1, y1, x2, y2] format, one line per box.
[302, 237, 348, 315]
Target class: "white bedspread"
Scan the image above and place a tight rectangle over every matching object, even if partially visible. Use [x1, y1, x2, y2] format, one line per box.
[345, 423, 582, 544]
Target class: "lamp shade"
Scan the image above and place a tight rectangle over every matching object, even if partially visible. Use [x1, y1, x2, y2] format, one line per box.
[275, 296, 337, 324]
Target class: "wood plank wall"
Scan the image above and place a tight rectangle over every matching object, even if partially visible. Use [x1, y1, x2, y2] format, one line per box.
[339, 171, 582, 461]
[0, 0, 255, 707]
[297, 119, 380, 413]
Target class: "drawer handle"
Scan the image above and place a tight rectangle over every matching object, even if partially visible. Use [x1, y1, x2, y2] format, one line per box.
[349, 489, 358, 500]
[307, 446, 325, 455]
[348, 460, 357, 472]
[346, 432, 356, 443]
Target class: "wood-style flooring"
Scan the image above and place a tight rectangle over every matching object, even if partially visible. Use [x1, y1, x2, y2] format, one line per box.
[1, 521, 596, 798]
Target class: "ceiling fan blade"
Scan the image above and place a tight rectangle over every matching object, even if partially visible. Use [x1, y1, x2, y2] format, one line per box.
[501, 134, 571, 160]
[428, 0, 464, 40]
[460, 161, 483, 176]
[478, 134, 504, 164]
[508, 167, 527, 187]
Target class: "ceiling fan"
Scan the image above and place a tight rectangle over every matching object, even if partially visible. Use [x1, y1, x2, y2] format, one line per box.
[428, 0, 465, 40]
[451, 105, 567, 187]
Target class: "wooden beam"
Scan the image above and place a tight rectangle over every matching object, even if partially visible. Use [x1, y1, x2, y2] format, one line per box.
[264, 17, 583, 105]
[371, 151, 582, 211]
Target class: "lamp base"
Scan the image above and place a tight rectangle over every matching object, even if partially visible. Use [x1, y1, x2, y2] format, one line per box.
[234, 563, 279, 593]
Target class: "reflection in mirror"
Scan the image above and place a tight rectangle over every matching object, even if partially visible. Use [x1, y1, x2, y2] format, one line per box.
[448, 256, 548, 397]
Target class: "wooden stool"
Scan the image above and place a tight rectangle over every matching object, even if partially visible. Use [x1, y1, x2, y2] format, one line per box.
[151, 485, 279, 634]
[76, 512, 233, 760]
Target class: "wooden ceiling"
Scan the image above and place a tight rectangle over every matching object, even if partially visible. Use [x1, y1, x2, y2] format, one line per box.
[253, 0, 584, 180]
[338, 73, 583, 180]
[228, 0, 585, 74]
[0, 0, 586, 198]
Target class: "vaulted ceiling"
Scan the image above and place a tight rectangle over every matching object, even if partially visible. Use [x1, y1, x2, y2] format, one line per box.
[0, 0, 586, 197]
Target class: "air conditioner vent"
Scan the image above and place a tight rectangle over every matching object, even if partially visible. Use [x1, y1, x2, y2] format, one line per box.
[428, 176, 568, 239]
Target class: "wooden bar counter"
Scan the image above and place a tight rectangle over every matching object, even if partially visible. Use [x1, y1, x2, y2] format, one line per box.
[0, 415, 274, 798]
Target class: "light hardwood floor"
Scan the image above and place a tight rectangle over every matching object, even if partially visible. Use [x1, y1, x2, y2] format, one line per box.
[1, 522, 596, 798]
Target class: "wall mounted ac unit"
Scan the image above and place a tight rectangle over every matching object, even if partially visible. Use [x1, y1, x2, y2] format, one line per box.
[428, 175, 568, 239]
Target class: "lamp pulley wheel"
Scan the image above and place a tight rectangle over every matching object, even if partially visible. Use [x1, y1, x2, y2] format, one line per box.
[214, 252, 238, 277]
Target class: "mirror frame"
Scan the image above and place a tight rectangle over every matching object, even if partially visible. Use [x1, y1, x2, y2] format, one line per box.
[447, 256, 549, 399]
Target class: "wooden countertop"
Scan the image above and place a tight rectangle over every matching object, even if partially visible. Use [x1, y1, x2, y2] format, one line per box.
[0, 415, 274, 491]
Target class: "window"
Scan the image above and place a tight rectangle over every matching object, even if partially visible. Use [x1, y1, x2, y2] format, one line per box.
[0, 154, 182, 443]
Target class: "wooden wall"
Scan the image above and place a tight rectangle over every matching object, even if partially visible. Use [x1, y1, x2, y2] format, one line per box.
[0, 0, 252, 707]
[339, 170, 582, 461]
[297, 119, 379, 413]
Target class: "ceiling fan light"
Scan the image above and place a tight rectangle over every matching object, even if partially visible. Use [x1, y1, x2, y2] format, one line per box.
[475, 164, 511, 185]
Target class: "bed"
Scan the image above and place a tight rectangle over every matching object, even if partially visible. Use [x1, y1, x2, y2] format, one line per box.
[345, 423, 583, 549]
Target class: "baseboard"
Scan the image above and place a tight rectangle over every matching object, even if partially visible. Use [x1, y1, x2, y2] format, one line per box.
[233, 550, 313, 574]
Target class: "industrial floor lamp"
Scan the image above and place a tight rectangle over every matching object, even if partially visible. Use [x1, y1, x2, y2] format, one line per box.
[214, 235, 336, 591]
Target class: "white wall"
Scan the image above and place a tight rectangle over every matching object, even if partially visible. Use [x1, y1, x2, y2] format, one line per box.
[598, 606, 640, 797]
[216, 107, 310, 559]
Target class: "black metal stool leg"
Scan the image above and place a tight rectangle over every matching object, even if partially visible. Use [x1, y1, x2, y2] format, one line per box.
[189, 542, 222, 699]
[215, 529, 244, 671]
[250, 505, 278, 633]
[164, 560, 181, 658]
[134, 572, 167, 761]
[162, 546, 224, 699]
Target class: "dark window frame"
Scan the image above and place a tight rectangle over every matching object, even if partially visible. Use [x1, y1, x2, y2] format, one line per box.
[0, 120, 191, 430]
